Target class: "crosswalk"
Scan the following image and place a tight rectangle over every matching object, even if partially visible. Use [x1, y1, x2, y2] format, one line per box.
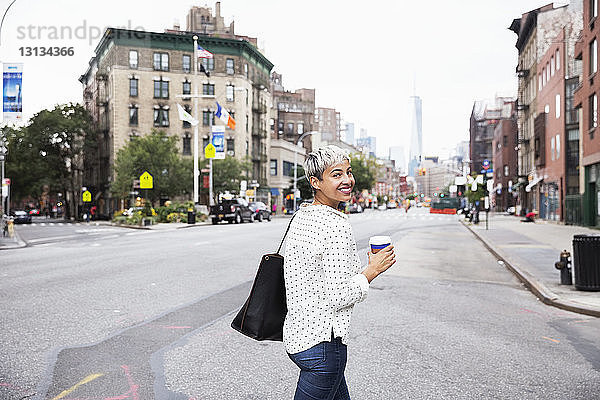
[18, 222, 103, 228]
[349, 212, 459, 221]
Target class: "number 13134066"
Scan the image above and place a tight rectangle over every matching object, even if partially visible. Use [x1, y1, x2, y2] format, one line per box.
[19, 47, 74, 56]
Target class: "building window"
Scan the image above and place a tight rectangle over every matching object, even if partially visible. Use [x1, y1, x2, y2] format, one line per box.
[202, 57, 214, 71]
[154, 80, 169, 99]
[226, 85, 234, 101]
[546, 63, 550, 82]
[129, 106, 138, 126]
[556, 94, 561, 119]
[542, 68, 546, 86]
[203, 110, 215, 126]
[551, 56, 555, 76]
[297, 122, 304, 134]
[153, 52, 169, 71]
[270, 159, 277, 176]
[153, 109, 169, 127]
[183, 81, 191, 96]
[556, 49, 560, 71]
[503, 135, 507, 146]
[551, 136, 556, 161]
[227, 138, 234, 153]
[283, 160, 294, 177]
[590, 39, 597, 75]
[203, 83, 215, 96]
[183, 134, 191, 155]
[287, 122, 294, 135]
[592, 0, 598, 20]
[226, 58, 234, 74]
[556, 134, 560, 159]
[129, 50, 138, 69]
[182, 54, 191, 73]
[129, 78, 138, 97]
[504, 165, 509, 177]
[590, 94, 598, 129]
[244, 63, 248, 77]
[183, 105, 192, 128]
[539, 74, 542, 91]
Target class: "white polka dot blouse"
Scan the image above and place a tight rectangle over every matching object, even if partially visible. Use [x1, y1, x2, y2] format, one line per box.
[283, 203, 369, 354]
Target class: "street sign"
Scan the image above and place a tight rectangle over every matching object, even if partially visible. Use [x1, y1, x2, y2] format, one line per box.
[205, 143, 216, 159]
[455, 176, 467, 185]
[133, 179, 140, 189]
[139, 171, 153, 189]
[240, 180, 247, 192]
[245, 189, 255, 197]
[82, 190, 92, 202]
[482, 159, 490, 170]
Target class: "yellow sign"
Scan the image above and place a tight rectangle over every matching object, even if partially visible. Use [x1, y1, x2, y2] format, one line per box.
[82, 190, 92, 202]
[246, 190, 255, 197]
[205, 143, 216, 159]
[140, 171, 153, 189]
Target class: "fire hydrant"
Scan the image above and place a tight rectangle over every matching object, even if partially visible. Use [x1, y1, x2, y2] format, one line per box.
[554, 250, 572, 285]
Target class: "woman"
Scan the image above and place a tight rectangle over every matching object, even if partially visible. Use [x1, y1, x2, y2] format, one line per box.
[284, 145, 396, 400]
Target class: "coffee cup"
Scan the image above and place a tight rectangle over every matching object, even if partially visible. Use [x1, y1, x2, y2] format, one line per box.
[369, 235, 392, 254]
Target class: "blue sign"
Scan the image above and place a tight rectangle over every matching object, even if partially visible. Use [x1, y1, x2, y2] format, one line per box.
[3, 63, 23, 122]
[480, 169, 493, 173]
[211, 125, 225, 159]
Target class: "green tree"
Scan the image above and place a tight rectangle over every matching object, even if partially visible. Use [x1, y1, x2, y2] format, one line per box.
[201, 156, 251, 196]
[465, 183, 486, 205]
[350, 152, 378, 192]
[112, 130, 191, 205]
[4, 103, 95, 217]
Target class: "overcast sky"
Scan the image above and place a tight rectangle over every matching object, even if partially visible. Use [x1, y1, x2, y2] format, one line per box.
[1, 0, 567, 159]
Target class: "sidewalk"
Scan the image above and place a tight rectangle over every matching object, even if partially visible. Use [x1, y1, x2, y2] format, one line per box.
[462, 213, 600, 317]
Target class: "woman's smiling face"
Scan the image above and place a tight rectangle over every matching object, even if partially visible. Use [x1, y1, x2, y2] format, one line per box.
[310, 159, 355, 207]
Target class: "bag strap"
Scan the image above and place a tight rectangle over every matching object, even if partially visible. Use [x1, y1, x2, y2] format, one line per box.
[276, 213, 297, 255]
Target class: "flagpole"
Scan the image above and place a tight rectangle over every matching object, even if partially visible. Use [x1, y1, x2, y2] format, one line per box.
[192, 36, 199, 205]
[209, 106, 214, 206]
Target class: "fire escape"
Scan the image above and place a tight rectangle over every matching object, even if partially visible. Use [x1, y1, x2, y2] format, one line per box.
[516, 61, 531, 179]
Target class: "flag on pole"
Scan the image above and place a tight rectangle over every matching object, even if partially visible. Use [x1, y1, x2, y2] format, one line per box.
[215, 102, 236, 130]
[176, 103, 199, 126]
[197, 45, 213, 59]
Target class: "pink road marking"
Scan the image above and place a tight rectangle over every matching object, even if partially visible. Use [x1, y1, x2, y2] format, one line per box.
[121, 365, 139, 400]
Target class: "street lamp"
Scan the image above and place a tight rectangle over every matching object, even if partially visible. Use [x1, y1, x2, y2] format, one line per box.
[293, 131, 318, 212]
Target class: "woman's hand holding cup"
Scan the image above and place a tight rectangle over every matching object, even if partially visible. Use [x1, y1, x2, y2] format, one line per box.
[362, 236, 396, 283]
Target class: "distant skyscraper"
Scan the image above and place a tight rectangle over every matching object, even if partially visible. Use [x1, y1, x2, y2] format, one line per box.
[360, 128, 367, 138]
[389, 146, 406, 173]
[345, 122, 355, 145]
[408, 95, 423, 176]
[356, 136, 376, 158]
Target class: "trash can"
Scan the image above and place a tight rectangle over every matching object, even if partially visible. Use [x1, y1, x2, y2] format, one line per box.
[187, 211, 196, 224]
[572, 234, 600, 291]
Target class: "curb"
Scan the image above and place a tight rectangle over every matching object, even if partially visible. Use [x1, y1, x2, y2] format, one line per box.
[0, 229, 28, 250]
[460, 220, 600, 318]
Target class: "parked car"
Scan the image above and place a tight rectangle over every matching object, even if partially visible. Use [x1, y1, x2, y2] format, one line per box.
[348, 203, 363, 213]
[210, 198, 254, 224]
[386, 201, 397, 209]
[11, 210, 32, 224]
[249, 201, 272, 222]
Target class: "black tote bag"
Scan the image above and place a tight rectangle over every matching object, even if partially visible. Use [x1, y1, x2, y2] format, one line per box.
[231, 214, 296, 341]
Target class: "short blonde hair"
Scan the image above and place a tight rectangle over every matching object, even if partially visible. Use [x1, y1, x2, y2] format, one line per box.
[304, 145, 350, 186]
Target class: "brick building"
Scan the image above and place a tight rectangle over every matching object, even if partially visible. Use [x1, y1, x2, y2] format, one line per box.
[492, 100, 518, 212]
[315, 107, 341, 142]
[80, 25, 273, 215]
[574, 0, 600, 227]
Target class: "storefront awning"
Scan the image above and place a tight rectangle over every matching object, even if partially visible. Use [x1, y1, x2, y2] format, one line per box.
[525, 176, 544, 192]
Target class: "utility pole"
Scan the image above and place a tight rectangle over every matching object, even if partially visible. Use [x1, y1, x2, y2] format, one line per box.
[293, 131, 318, 212]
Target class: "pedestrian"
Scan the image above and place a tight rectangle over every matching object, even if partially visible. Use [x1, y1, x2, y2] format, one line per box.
[284, 145, 396, 400]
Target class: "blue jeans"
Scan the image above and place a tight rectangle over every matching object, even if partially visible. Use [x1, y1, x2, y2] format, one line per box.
[288, 335, 350, 400]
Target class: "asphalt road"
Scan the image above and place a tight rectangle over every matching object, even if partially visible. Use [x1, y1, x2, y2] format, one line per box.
[1, 208, 599, 399]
